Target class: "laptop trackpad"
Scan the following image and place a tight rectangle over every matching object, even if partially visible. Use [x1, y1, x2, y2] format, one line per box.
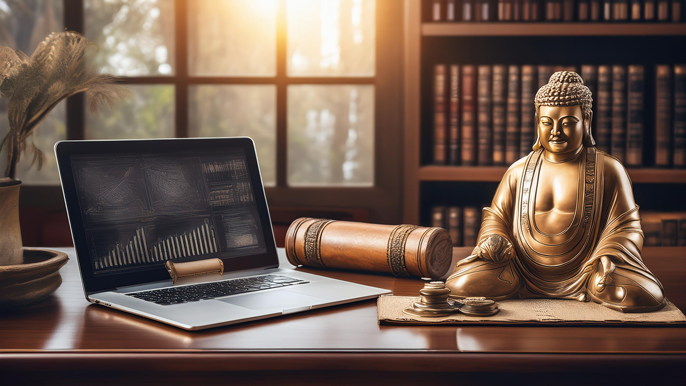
[219, 290, 327, 310]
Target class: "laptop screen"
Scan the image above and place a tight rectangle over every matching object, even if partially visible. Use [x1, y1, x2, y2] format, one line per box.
[69, 148, 268, 276]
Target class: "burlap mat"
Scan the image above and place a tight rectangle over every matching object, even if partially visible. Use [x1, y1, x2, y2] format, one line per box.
[377, 295, 686, 326]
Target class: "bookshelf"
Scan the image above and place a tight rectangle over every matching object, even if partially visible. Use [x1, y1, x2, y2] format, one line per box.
[402, 0, 686, 248]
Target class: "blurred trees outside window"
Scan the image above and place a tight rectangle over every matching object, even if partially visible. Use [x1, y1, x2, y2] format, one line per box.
[1, 0, 376, 188]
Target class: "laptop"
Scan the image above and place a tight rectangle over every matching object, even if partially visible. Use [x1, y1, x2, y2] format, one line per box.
[55, 137, 390, 330]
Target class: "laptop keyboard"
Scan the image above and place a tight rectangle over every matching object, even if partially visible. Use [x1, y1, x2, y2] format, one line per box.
[126, 275, 309, 305]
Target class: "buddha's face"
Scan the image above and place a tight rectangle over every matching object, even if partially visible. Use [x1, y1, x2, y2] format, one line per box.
[538, 105, 585, 155]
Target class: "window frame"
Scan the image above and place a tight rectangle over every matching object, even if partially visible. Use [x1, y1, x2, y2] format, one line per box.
[31, 0, 403, 224]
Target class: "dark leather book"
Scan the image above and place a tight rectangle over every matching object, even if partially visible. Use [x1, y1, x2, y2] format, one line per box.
[432, 206, 446, 229]
[477, 65, 493, 166]
[613, 0, 629, 19]
[537, 65, 553, 88]
[519, 65, 537, 159]
[523, 0, 542, 19]
[546, 0, 563, 19]
[630, 0, 642, 19]
[581, 65, 598, 151]
[674, 64, 686, 168]
[563, 0, 576, 19]
[657, 0, 669, 19]
[597, 65, 612, 154]
[673, 0, 682, 21]
[449, 65, 461, 165]
[463, 0, 475, 20]
[433, 64, 448, 165]
[493, 65, 508, 166]
[590, 0, 602, 19]
[642, 214, 662, 246]
[432, 0, 444, 21]
[447, 207, 463, 247]
[578, 0, 591, 19]
[522, 0, 532, 19]
[446, 0, 458, 20]
[603, 0, 613, 19]
[476, 0, 492, 20]
[506, 65, 521, 164]
[644, 0, 657, 19]
[463, 207, 480, 248]
[461, 65, 478, 165]
[611, 65, 628, 164]
[655, 65, 673, 167]
[627, 65, 645, 167]
[679, 217, 686, 246]
[661, 219, 678, 247]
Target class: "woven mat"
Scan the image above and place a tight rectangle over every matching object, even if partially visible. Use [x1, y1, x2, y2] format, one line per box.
[377, 295, 686, 326]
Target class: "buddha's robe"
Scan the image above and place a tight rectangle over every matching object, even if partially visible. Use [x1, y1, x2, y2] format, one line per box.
[447, 147, 665, 311]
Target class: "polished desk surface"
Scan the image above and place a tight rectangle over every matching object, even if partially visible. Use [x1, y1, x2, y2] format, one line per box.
[1, 247, 685, 385]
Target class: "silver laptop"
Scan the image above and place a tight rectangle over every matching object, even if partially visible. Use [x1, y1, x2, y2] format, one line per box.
[55, 137, 389, 330]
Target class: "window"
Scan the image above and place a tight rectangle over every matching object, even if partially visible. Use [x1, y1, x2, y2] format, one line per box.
[1, 0, 402, 223]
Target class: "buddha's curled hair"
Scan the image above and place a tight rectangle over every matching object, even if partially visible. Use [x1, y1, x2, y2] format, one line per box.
[534, 71, 593, 116]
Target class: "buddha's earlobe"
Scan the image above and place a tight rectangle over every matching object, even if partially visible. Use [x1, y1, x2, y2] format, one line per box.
[583, 111, 596, 147]
[532, 111, 542, 151]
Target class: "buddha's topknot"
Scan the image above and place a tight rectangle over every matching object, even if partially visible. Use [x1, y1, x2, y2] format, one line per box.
[534, 71, 593, 115]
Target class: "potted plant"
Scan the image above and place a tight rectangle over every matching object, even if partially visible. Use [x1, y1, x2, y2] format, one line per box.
[0, 31, 128, 305]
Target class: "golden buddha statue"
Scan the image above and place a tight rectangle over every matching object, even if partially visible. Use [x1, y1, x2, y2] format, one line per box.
[445, 71, 665, 313]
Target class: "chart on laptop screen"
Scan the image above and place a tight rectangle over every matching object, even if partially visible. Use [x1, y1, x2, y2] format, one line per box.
[70, 149, 267, 274]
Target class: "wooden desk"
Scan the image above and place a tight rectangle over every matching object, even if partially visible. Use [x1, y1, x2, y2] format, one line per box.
[1, 247, 685, 386]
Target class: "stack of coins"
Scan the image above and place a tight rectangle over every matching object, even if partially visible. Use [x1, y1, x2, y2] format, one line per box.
[456, 298, 500, 316]
[403, 281, 461, 317]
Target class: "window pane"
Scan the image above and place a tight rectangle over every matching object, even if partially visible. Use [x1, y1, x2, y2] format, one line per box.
[288, 85, 374, 186]
[189, 0, 277, 76]
[287, 0, 375, 77]
[86, 85, 175, 139]
[85, 0, 175, 76]
[0, 0, 64, 184]
[189, 86, 276, 186]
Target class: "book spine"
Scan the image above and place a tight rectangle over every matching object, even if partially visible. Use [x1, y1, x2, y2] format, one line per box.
[546, 0, 562, 19]
[613, 0, 629, 19]
[513, 0, 523, 19]
[520, 65, 537, 159]
[449, 65, 461, 165]
[642, 215, 662, 246]
[433, 64, 447, 165]
[463, 0, 475, 20]
[655, 65, 673, 167]
[448, 206, 463, 247]
[679, 218, 686, 246]
[563, 0, 576, 19]
[581, 65, 598, 151]
[432, 0, 443, 21]
[673, 0, 682, 22]
[432, 206, 446, 229]
[590, 0, 602, 18]
[578, 0, 591, 19]
[479, 0, 492, 20]
[627, 65, 645, 167]
[446, 0, 458, 20]
[661, 219, 678, 247]
[478, 65, 493, 165]
[630, 0, 642, 19]
[463, 207, 480, 248]
[657, 0, 669, 20]
[493, 65, 508, 166]
[644, 0, 657, 19]
[611, 65, 627, 164]
[603, 0, 613, 19]
[597, 65, 612, 154]
[506, 65, 521, 164]
[522, 0, 532, 19]
[461, 65, 478, 165]
[674, 64, 686, 168]
[537, 65, 553, 88]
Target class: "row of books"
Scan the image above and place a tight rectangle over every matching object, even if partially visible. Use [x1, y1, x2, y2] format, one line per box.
[432, 64, 686, 167]
[431, 206, 484, 247]
[643, 212, 686, 246]
[428, 0, 683, 22]
[432, 206, 686, 247]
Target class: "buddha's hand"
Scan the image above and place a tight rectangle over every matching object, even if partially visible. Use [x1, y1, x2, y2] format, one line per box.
[476, 234, 514, 263]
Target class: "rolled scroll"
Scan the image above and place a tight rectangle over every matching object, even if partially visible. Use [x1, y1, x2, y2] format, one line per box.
[285, 218, 453, 279]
